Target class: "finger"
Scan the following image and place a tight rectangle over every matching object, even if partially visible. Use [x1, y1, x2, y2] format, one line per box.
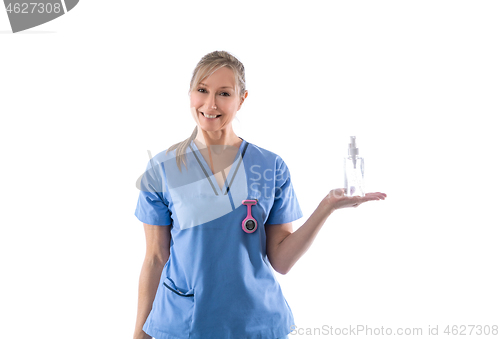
[365, 192, 387, 199]
[359, 193, 386, 203]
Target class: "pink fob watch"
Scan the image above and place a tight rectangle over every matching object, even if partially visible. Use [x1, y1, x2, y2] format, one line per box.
[242, 199, 258, 233]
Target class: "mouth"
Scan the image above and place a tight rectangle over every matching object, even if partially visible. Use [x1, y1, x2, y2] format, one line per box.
[201, 112, 221, 119]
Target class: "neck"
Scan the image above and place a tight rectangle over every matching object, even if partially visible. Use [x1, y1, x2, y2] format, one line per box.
[195, 126, 240, 147]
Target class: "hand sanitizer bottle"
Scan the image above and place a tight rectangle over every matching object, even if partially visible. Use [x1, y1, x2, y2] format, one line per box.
[344, 136, 365, 197]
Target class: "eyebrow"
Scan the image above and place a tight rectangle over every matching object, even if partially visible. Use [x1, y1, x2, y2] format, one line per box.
[199, 83, 234, 90]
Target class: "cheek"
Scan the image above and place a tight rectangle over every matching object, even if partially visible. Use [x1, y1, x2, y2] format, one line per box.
[221, 100, 240, 111]
[190, 93, 204, 107]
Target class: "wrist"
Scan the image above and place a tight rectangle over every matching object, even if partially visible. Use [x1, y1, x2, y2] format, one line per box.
[319, 197, 335, 216]
[133, 329, 151, 339]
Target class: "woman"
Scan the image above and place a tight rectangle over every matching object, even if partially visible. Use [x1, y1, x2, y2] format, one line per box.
[134, 51, 386, 339]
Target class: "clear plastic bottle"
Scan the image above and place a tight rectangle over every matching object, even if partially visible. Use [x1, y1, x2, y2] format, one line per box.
[344, 136, 365, 197]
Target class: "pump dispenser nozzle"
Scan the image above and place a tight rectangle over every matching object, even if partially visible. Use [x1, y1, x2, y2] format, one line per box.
[348, 136, 359, 169]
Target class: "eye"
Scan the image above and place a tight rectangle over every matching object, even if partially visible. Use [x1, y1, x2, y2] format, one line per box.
[196, 88, 230, 96]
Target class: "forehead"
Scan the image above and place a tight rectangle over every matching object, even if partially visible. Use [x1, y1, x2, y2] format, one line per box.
[200, 66, 235, 88]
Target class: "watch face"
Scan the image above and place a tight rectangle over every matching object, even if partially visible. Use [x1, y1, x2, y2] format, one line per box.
[245, 219, 256, 231]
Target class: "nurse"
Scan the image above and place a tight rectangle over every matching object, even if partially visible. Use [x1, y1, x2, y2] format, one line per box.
[133, 51, 386, 339]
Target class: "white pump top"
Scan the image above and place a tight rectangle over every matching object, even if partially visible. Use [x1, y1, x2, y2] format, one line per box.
[348, 136, 359, 168]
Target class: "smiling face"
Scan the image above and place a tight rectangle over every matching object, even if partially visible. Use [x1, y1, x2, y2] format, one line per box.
[190, 66, 246, 135]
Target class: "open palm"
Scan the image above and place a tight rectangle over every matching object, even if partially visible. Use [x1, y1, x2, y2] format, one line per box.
[324, 188, 386, 211]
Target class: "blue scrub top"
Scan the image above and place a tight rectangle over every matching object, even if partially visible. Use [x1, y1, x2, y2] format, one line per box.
[135, 138, 303, 339]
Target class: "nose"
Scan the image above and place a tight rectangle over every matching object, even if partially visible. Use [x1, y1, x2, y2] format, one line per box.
[205, 94, 217, 110]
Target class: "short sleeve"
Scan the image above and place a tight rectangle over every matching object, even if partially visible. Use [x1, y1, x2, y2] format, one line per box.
[265, 158, 303, 225]
[134, 159, 172, 226]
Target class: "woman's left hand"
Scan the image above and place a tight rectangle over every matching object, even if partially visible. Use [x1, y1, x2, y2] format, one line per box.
[323, 188, 387, 213]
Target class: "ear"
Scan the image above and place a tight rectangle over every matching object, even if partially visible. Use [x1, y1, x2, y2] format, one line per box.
[237, 91, 248, 111]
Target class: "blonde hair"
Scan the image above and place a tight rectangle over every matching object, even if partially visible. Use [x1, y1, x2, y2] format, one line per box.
[167, 51, 247, 172]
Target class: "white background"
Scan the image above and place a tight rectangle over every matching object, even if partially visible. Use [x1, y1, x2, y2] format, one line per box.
[1, 1, 499, 338]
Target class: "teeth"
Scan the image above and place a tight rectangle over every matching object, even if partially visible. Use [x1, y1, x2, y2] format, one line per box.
[203, 113, 218, 119]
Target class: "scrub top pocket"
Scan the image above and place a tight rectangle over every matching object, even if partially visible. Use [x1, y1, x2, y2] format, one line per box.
[160, 277, 195, 335]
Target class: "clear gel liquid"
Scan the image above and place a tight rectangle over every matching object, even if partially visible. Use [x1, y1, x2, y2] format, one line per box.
[344, 156, 365, 197]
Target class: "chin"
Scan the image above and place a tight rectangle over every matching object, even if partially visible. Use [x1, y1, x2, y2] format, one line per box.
[199, 124, 221, 132]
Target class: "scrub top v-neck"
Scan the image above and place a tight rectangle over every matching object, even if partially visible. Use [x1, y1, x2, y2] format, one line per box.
[189, 138, 248, 196]
[135, 137, 303, 339]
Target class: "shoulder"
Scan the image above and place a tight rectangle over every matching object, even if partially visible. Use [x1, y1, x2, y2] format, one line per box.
[245, 140, 283, 162]
[151, 139, 191, 164]
[148, 148, 175, 166]
[141, 146, 180, 176]
[245, 139, 287, 168]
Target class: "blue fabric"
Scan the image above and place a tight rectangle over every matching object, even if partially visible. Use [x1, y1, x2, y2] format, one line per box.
[135, 138, 302, 339]
[154, 337, 288, 339]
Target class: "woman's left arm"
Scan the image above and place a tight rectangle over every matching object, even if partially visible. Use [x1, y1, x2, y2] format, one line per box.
[266, 189, 386, 275]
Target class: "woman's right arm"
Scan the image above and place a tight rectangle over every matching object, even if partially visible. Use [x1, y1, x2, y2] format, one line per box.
[133, 223, 171, 339]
